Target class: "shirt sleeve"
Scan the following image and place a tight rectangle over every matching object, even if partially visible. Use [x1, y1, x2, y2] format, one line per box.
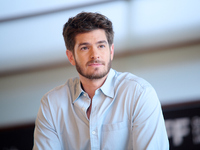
[132, 86, 169, 150]
[33, 96, 62, 150]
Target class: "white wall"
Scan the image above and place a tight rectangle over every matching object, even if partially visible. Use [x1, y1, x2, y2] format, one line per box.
[0, 44, 200, 128]
[1, 0, 200, 72]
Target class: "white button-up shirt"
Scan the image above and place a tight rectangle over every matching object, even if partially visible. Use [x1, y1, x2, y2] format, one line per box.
[33, 68, 169, 150]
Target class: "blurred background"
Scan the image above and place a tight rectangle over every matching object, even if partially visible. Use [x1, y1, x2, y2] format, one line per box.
[0, 0, 200, 149]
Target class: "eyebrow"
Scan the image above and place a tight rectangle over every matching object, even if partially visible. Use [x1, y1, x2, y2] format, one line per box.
[78, 40, 108, 48]
[97, 40, 108, 44]
[78, 42, 90, 48]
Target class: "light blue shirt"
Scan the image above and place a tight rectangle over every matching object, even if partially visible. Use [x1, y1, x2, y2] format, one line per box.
[33, 68, 169, 150]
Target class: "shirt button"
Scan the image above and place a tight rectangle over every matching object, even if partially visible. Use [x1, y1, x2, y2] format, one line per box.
[92, 131, 96, 135]
[83, 93, 87, 97]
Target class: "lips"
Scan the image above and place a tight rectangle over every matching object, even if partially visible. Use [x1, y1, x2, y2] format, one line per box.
[88, 63, 101, 66]
[87, 60, 105, 66]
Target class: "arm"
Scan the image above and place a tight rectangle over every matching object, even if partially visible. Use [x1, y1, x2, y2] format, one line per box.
[33, 96, 62, 150]
[132, 86, 169, 150]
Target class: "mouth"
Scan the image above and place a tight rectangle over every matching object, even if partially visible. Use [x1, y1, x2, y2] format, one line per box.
[88, 63, 102, 66]
[87, 60, 105, 67]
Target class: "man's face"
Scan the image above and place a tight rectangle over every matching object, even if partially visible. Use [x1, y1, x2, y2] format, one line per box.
[67, 29, 114, 80]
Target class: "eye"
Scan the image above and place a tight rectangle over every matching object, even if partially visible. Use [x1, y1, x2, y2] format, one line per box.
[98, 45, 105, 48]
[80, 46, 88, 51]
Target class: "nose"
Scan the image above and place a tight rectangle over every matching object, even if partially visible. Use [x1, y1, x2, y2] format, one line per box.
[90, 47, 99, 59]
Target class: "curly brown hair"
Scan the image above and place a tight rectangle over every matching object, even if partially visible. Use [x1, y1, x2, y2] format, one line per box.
[62, 12, 114, 54]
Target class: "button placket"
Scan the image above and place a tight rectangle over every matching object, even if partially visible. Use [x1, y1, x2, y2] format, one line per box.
[81, 93, 91, 119]
[89, 95, 100, 149]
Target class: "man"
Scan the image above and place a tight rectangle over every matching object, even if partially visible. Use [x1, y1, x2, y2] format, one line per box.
[33, 12, 169, 149]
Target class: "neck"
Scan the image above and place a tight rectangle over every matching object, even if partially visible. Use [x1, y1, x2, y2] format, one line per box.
[80, 75, 108, 99]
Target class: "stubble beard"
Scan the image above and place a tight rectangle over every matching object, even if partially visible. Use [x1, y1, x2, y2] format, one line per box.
[75, 59, 111, 80]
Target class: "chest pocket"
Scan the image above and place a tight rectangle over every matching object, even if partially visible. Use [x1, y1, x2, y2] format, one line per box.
[101, 121, 131, 150]
[102, 121, 128, 132]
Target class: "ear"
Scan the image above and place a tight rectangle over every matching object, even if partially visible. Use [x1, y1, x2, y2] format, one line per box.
[66, 50, 76, 66]
[110, 44, 114, 61]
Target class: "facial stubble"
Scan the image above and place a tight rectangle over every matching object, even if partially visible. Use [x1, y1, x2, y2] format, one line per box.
[75, 58, 111, 80]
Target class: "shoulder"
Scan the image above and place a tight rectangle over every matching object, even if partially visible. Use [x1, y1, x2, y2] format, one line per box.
[113, 69, 152, 92]
[113, 70, 160, 110]
[41, 77, 80, 105]
[45, 77, 79, 96]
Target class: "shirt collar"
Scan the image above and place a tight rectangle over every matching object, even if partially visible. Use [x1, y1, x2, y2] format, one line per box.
[100, 68, 115, 98]
[72, 78, 84, 104]
[72, 68, 116, 103]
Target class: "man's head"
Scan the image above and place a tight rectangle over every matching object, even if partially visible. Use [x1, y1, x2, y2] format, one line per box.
[62, 12, 114, 54]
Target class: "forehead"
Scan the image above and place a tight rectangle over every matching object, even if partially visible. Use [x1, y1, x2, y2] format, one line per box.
[74, 29, 107, 44]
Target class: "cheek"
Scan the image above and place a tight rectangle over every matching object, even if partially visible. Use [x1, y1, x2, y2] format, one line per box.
[75, 55, 86, 66]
